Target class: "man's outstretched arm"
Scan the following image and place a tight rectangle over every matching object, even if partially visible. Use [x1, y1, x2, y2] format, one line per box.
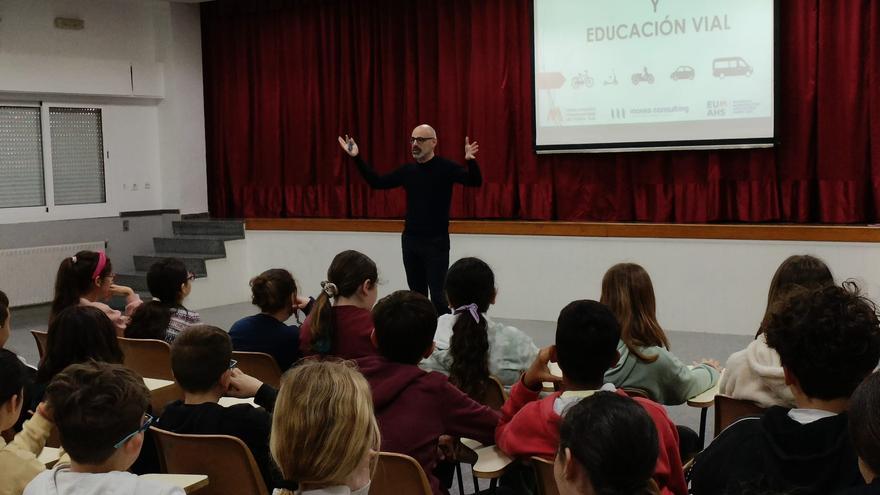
[338, 134, 406, 189]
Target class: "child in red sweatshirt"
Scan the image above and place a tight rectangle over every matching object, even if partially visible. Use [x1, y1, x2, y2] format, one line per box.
[495, 300, 687, 495]
[355, 290, 500, 495]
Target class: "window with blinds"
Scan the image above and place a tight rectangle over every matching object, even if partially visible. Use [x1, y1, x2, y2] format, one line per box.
[49, 107, 106, 206]
[0, 104, 108, 211]
[0, 106, 46, 209]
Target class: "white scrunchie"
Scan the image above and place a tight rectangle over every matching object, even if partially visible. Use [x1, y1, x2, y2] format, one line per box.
[320, 281, 339, 298]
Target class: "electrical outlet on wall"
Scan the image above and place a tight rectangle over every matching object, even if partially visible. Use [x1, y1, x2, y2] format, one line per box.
[132, 183, 139, 191]
[144, 182, 151, 190]
[122, 220, 129, 232]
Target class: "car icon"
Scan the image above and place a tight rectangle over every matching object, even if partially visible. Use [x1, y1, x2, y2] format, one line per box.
[671, 66, 695, 81]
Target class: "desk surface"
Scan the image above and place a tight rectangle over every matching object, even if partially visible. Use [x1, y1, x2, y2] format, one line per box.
[218, 397, 257, 408]
[143, 378, 175, 391]
[37, 446, 61, 467]
[472, 445, 514, 479]
[141, 474, 209, 493]
[686, 365, 722, 407]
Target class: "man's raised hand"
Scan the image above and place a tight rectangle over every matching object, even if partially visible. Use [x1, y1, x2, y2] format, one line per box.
[465, 136, 479, 160]
[337, 134, 359, 157]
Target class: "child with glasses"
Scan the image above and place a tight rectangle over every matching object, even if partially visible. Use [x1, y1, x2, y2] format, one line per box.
[23, 360, 183, 495]
[142, 257, 201, 343]
[155, 325, 279, 489]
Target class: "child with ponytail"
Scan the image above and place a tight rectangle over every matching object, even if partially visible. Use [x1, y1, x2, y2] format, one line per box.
[299, 250, 379, 359]
[50, 250, 141, 334]
[421, 257, 537, 396]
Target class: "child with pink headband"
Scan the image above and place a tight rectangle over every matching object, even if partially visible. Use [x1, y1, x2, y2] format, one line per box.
[50, 250, 142, 334]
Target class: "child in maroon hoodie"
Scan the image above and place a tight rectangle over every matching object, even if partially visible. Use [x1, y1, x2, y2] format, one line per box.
[495, 300, 687, 495]
[355, 290, 500, 495]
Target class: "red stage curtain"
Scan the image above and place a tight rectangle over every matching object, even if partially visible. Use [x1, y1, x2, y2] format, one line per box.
[202, 0, 880, 224]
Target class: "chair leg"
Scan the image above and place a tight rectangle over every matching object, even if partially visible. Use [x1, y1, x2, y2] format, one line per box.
[698, 408, 708, 448]
[455, 463, 465, 495]
[489, 478, 497, 494]
[473, 474, 480, 494]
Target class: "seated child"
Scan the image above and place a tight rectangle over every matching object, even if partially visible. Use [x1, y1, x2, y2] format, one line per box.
[494, 300, 686, 495]
[690, 282, 880, 494]
[0, 349, 54, 495]
[355, 290, 499, 495]
[844, 371, 880, 494]
[555, 392, 661, 495]
[146, 258, 201, 342]
[230, 268, 313, 370]
[24, 361, 183, 494]
[125, 301, 173, 341]
[155, 325, 278, 488]
[299, 250, 379, 359]
[270, 359, 378, 495]
[421, 257, 538, 393]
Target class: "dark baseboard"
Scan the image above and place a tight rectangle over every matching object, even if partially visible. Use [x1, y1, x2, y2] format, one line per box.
[119, 209, 180, 218]
[181, 212, 211, 220]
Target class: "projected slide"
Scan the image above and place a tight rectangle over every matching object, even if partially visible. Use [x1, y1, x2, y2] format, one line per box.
[534, 0, 775, 151]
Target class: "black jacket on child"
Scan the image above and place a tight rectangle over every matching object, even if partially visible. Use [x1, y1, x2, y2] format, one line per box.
[690, 406, 862, 495]
[155, 385, 279, 488]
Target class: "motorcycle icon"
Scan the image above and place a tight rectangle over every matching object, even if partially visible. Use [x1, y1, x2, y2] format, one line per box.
[571, 70, 594, 89]
[631, 66, 655, 85]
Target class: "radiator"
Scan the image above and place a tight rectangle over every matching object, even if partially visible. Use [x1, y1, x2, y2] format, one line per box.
[0, 241, 106, 307]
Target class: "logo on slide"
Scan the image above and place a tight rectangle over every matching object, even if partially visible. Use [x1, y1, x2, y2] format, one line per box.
[611, 108, 627, 119]
[571, 71, 594, 89]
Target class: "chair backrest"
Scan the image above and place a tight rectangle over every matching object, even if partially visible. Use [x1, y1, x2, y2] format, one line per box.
[714, 394, 765, 436]
[231, 351, 282, 388]
[531, 456, 560, 495]
[476, 376, 508, 411]
[31, 330, 48, 360]
[118, 337, 173, 380]
[150, 426, 268, 495]
[370, 452, 432, 495]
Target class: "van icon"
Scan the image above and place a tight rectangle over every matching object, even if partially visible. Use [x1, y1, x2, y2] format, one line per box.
[713, 57, 753, 78]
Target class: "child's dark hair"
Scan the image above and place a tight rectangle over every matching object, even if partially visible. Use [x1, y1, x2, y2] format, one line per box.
[309, 251, 377, 354]
[125, 301, 172, 340]
[757, 255, 833, 337]
[849, 372, 880, 477]
[372, 291, 437, 364]
[171, 325, 232, 393]
[46, 360, 149, 464]
[51, 250, 113, 321]
[0, 288, 9, 328]
[0, 348, 26, 406]
[251, 268, 297, 313]
[765, 281, 880, 400]
[37, 305, 124, 384]
[147, 257, 189, 307]
[556, 300, 621, 386]
[558, 392, 659, 495]
[445, 257, 495, 399]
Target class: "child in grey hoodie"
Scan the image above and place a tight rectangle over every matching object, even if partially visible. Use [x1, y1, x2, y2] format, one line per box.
[24, 361, 183, 495]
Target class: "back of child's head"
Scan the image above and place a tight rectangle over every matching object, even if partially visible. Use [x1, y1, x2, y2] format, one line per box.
[600, 263, 670, 363]
[445, 257, 495, 398]
[147, 257, 190, 306]
[125, 300, 172, 340]
[758, 255, 834, 337]
[46, 360, 149, 465]
[51, 250, 113, 320]
[271, 360, 379, 491]
[0, 348, 26, 407]
[556, 300, 621, 385]
[0, 288, 9, 348]
[309, 250, 378, 354]
[37, 305, 124, 384]
[557, 391, 659, 495]
[251, 268, 297, 313]
[765, 281, 880, 400]
[849, 371, 880, 481]
[372, 290, 437, 364]
[171, 325, 232, 393]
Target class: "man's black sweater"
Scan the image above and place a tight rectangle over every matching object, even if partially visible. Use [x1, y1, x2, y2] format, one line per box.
[353, 155, 482, 237]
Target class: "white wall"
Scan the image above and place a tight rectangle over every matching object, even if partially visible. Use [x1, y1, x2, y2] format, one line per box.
[238, 230, 880, 336]
[0, 0, 208, 220]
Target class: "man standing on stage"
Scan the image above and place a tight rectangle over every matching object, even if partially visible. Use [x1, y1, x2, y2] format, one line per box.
[338, 124, 482, 315]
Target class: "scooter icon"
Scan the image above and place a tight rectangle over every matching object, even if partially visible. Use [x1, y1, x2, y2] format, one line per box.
[604, 71, 619, 86]
[631, 66, 655, 85]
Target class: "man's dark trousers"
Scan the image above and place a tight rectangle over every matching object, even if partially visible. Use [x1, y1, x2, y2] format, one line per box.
[401, 233, 450, 316]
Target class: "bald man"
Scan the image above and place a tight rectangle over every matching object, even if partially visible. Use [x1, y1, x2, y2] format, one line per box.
[338, 125, 482, 315]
